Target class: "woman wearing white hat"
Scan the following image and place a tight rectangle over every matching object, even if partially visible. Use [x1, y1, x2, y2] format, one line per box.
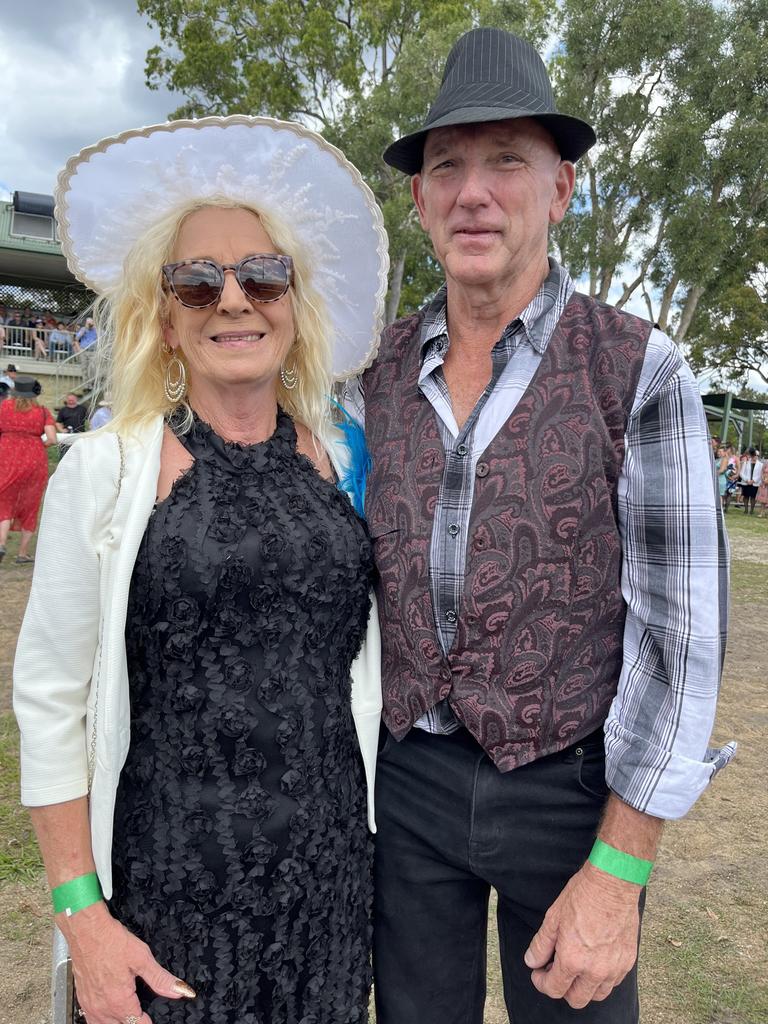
[14, 117, 387, 1024]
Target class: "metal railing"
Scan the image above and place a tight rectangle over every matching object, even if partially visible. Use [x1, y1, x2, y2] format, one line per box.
[0, 324, 87, 363]
[0, 325, 98, 402]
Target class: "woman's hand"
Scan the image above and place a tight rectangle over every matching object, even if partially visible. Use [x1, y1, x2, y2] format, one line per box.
[61, 901, 195, 1024]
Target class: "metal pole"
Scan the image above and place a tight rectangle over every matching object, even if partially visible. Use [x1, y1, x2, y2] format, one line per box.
[747, 411, 754, 448]
[721, 393, 733, 443]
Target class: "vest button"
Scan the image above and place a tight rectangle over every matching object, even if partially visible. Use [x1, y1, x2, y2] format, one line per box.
[476, 461, 490, 478]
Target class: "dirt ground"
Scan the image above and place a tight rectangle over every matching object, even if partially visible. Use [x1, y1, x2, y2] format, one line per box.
[2, 519, 766, 1023]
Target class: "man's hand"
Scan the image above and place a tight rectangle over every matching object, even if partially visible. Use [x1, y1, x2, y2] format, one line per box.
[524, 793, 663, 1009]
[523, 860, 642, 1008]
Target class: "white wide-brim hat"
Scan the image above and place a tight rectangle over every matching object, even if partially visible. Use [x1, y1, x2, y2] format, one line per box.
[55, 116, 389, 380]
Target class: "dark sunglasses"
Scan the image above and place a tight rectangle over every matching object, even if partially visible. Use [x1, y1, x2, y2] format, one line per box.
[162, 253, 294, 308]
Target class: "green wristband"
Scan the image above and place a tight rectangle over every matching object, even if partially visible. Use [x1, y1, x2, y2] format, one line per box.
[51, 872, 103, 917]
[588, 839, 653, 886]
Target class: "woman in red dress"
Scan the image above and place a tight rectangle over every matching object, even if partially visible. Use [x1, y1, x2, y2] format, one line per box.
[0, 377, 58, 563]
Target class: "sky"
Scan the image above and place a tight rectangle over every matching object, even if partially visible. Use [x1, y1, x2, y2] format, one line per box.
[0, 0, 175, 198]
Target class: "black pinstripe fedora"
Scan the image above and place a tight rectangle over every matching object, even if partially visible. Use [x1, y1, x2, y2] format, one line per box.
[383, 28, 596, 174]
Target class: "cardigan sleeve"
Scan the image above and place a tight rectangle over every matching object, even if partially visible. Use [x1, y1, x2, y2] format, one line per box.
[13, 436, 117, 806]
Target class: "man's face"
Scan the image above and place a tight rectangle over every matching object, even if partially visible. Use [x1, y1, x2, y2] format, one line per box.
[65, 394, 78, 407]
[411, 118, 575, 291]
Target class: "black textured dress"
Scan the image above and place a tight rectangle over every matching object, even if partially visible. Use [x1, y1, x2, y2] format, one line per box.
[110, 410, 374, 1024]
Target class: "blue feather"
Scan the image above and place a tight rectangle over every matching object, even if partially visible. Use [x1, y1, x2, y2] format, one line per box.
[329, 397, 371, 517]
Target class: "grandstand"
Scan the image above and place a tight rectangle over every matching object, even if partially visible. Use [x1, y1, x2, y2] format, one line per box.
[0, 191, 90, 393]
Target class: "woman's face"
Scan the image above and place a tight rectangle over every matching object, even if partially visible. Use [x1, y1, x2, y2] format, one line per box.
[164, 206, 295, 399]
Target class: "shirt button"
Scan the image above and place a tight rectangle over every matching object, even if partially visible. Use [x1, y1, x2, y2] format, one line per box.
[445, 609, 457, 624]
[448, 523, 459, 537]
[457, 443, 469, 456]
[476, 462, 490, 478]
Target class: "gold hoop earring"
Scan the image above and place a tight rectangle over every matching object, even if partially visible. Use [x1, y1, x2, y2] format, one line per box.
[163, 347, 187, 403]
[280, 362, 298, 391]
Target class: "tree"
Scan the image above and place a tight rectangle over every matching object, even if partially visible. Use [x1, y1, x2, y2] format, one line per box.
[686, 252, 768, 388]
[139, 0, 767, 376]
[137, 0, 553, 320]
[552, 0, 768, 345]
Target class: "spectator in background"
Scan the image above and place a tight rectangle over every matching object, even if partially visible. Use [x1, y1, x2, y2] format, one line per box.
[0, 364, 18, 389]
[75, 316, 98, 382]
[716, 444, 731, 512]
[89, 396, 112, 431]
[5, 311, 25, 347]
[55, 392, 87, 434]
[74, 317, 97, 353]
[756, 459, 768, 518]
[722, 445, 740, 512]
[49, 322, 73, 357]
[32, 319, 48, 359]
[0, 376, 58, 563]
[739, 448, 764, 515]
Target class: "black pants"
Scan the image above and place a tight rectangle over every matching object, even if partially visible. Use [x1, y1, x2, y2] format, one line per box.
[373, 726, 642, 1023]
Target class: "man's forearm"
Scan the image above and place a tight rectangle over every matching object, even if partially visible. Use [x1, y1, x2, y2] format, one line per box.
[581, 791, 665, 894]
[597, 792, 664, 861]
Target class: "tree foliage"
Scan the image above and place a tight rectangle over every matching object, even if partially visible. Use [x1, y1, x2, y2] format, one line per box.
[138, 0, 553, 317]
[139, 0, 767, 388]
[552, 0, 768, 355]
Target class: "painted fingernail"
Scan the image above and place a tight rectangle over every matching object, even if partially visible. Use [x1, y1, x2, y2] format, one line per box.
[173, 981, 197, 998]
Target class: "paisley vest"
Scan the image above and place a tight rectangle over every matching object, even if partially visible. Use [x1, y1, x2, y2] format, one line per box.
[364, 292, 651, 772]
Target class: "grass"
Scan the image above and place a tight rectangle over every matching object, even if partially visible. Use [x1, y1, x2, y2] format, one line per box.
[642, 901, 768, 1024]
[0, 713, 42, 884]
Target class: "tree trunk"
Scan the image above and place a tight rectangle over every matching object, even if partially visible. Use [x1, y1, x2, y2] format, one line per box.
[674, 283, 705, 344]
[588, 161, 599, 296]
[657, 273, 680, 332]
[385, 252, 406, 325]
[597, 265, 614, 303]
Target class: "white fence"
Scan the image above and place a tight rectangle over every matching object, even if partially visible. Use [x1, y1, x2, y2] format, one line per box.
[0, 325, 86, 364]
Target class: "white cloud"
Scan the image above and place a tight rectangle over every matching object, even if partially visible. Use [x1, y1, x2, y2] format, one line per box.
[0, 1, 176, 196]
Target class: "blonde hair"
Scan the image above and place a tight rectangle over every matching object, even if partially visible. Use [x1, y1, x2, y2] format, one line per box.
[94, 197, 333, 438]
[13, 396, 39, 413]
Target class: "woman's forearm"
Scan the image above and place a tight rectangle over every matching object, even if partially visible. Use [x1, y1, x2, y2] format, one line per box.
[29, 796, 96, 889]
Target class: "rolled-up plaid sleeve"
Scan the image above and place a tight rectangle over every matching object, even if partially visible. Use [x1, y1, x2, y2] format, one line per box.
[604, 329, 735, 819]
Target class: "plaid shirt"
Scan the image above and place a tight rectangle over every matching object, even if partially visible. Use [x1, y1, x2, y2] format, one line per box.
[346, 261, 733, 819]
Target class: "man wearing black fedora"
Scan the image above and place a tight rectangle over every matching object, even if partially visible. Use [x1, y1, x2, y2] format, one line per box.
[351, 26, 730, 1024]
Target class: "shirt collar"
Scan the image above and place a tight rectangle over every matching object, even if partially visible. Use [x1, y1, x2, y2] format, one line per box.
[419, 258, 574, 361]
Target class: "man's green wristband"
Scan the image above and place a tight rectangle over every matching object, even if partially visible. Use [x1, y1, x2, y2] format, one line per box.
[51, 872, 103, 917]
[588, 839, 653, 886]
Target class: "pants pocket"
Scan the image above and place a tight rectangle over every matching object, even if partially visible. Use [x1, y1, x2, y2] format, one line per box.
[575, 738, 610, 800]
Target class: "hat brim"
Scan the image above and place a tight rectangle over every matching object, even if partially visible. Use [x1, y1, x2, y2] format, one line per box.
[383, 106, 596, 174]
[55, 116, 389, 381]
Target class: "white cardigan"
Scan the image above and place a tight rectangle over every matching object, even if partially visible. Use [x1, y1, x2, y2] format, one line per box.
[13, 416, 381, 899]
